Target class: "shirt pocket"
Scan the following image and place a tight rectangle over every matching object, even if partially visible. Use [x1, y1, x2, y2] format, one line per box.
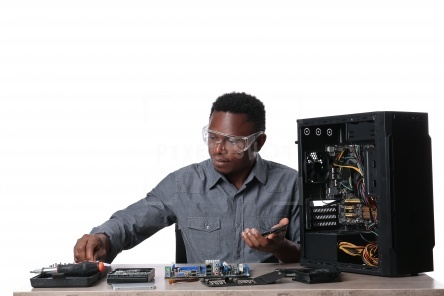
[187, 217, 221, 257]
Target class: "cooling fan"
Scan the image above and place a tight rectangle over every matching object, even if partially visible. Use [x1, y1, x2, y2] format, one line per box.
[305, 152, 330, 183]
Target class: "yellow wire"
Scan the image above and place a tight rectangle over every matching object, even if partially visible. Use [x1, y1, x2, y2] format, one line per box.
[333, 163, 362, 175]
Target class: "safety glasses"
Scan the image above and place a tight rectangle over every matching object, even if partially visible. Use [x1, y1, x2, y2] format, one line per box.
[202, 125, 264, 153]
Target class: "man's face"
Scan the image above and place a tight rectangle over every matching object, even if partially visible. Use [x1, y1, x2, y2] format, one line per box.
[207, 111, 259, 177]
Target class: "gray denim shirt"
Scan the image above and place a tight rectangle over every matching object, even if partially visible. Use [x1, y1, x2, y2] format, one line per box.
[91, 154, 300, 263]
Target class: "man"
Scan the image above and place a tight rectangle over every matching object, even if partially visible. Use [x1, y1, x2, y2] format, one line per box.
[74, 92, 300, 263]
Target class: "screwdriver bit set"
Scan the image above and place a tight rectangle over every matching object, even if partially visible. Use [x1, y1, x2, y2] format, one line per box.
[30, 262, 108, 288]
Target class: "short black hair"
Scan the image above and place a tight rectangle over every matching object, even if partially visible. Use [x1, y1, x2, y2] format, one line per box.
[210, 92, 266, 132]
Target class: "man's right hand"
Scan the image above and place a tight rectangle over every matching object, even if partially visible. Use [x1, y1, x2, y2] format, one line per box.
[73, 233, 111, 263]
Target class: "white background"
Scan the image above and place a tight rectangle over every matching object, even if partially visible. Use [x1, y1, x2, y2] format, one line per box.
[1, 0, 443, 294]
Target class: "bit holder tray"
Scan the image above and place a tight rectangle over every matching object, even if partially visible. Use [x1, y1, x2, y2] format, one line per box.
[30, 271, 104, 288]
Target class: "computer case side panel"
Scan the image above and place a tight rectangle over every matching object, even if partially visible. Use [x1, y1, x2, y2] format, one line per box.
[377, 112, 434, 276]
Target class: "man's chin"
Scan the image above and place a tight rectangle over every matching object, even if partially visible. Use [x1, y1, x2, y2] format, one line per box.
[212, 162, 231, 174]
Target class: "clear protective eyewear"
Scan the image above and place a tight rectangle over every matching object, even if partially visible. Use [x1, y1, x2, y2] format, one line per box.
[202, 125, 264, 153]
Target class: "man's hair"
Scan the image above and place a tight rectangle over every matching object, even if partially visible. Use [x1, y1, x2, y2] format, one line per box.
[210, 92, 266, 132]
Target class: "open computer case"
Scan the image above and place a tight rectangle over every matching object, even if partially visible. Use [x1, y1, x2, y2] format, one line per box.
[296, 111, 434, 276]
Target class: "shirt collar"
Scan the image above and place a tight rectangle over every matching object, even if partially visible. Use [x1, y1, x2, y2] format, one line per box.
[206, 154, 267, 190]
[250, 154, 267, 184]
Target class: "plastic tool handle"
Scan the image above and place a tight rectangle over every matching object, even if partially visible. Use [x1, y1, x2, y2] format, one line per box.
[57, 262, 105, 276]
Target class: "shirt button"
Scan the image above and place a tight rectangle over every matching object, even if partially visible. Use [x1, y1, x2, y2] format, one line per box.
[206, 225, 210, 230]
[235, 222, 240, 227]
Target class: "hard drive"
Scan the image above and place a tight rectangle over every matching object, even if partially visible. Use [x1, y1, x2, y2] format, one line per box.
[277, 268, 341, 284]
[107, 268, 155, 284]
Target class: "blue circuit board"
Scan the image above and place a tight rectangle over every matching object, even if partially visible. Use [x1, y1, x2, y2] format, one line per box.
[165, 260, 249, 279]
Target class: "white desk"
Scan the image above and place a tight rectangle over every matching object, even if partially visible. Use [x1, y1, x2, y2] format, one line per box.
[14, 263, 444, 296]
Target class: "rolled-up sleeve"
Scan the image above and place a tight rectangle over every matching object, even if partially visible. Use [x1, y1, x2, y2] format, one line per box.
[90, 173, 177, 263]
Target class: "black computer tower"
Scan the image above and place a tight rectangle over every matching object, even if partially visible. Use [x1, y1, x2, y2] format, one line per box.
[297, 111, 434, 276]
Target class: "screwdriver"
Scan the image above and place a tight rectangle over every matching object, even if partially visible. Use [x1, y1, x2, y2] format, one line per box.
[30, 261, 106, 276]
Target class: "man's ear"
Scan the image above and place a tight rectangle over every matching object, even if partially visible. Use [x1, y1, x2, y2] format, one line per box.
[255, 134, 267, 152]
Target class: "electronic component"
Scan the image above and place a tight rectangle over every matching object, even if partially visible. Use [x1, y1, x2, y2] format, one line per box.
[297, 111, 434, 277]
[278, 268, 341, 284]
[112, 282, 156, 290]
[201, 270, 284, 287]
[201, 268, 341, 287]
[165, 260, 249, 279]
[107, 268, 155, 284]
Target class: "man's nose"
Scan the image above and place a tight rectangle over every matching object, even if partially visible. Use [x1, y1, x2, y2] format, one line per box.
[214, 139, 227, 153]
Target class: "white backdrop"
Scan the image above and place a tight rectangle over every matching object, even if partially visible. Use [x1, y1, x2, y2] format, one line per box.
[1, 1, 443, 294]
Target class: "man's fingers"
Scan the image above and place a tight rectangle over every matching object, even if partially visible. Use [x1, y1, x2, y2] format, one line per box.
[278, 217, 289, 226]
[74, 234, 90, 262]
[85, 235, 101, 261]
